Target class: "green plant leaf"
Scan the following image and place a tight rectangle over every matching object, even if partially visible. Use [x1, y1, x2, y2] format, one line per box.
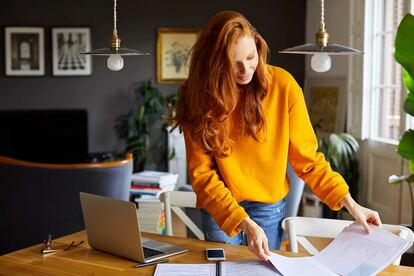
[398, 129, 414, 161]
[115, 80, 166, 172]
[410, 160, 414, 174]
[395, 13, 414, 88]
[403, 80, 414, 116]
[403, 68, 414, 94]
[340, 133, 359, 152]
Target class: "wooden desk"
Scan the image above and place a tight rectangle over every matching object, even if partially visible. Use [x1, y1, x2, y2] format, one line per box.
[0, 231, 413, 275]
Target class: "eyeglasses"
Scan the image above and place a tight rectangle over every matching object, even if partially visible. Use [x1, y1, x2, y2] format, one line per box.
[41, 234, 84, 254]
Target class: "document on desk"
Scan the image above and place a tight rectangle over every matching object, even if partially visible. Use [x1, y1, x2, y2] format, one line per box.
[269, 253, 336, 276]
[313, 223, 412, 276]
[154, 260, 281, 276]
[154, 224, 412, 276]
[221, 260, 281, 276]
[154, 263, 216, 276]
[269, 223, 412, 276]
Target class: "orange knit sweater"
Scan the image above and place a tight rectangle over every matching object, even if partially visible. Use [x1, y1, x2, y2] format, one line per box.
[184, 65, 349, 237]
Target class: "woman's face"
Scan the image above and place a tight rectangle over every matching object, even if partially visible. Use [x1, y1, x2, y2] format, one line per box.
[232, 35, 259, 85]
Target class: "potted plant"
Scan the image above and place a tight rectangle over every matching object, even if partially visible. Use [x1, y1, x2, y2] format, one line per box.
[115, 80, 165, 172]
[388, 13, 414, 228]
[314, 127, 360, 218]
[317, 132, 360, 199]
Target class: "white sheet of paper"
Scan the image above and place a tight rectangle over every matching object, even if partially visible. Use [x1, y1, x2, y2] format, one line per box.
[221, 260, 282, 276]
[154, 263, 216, 276]
[269, 252, 337, 276]
[313, 223, 412, 276]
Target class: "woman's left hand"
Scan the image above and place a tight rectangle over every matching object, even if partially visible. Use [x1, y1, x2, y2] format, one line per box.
[340, 194, 382, 233]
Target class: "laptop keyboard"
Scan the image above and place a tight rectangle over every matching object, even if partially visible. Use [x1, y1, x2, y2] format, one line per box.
[143, 247, 164, 258]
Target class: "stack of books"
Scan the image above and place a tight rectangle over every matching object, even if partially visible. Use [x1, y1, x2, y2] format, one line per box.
[136, 201, 166, 235]
[130, 170, 179, 201]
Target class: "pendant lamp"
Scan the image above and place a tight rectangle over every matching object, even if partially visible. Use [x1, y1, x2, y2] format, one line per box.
[81, 0, 149, 71]
[279, 0, 361, 73]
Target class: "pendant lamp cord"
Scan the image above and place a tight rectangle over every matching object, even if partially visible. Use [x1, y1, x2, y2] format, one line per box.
[113, 0, 118, 36]
[320, 0, 325, 30]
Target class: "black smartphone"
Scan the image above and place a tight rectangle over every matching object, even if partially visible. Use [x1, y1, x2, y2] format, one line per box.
[205, 248, 226, 261]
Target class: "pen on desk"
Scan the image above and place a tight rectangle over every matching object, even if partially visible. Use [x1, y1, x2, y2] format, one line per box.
[134, 259, 169, 268]
[216, 261, 221, 276]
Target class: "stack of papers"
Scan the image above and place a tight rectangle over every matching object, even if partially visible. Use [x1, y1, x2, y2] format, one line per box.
[154, 223, 412, 276]
[268, 223, 412, 276]
[154, 260, 280, 276]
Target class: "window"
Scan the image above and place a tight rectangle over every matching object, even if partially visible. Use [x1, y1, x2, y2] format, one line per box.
[364, 0, 411, 143]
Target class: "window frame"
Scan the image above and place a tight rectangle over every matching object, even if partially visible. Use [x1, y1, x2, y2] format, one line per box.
[362, 0, 412, 144]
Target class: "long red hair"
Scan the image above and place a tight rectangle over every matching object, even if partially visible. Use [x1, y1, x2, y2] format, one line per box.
[172, 11, 269, 158]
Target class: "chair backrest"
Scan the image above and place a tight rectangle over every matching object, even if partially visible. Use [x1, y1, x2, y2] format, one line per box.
[159, 191, 205, 240]
[285, 162, 305, 218]
[282, 216, 414, 265]
[0, 153, 133, 255]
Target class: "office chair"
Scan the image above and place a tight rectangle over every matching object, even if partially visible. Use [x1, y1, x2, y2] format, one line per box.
[0, 153, 133, 255]
[282, 216, 414, 265]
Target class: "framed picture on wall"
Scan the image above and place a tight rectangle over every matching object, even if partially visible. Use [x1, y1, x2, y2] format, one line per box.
[52, 27, 92, 76]
[305, 77, 347, 133]
[157, 28, 200, 83]
[5, 27, 45, 76]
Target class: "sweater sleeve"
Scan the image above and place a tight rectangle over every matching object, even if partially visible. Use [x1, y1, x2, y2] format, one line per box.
[286, 76, 350, 210]
[183, 130, 249, 237]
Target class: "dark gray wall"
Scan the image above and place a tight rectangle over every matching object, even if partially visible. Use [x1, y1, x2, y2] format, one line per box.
[0, 0, 306, 159]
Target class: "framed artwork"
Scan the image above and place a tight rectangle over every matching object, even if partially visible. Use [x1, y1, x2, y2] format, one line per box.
[305, 77, 347, 133]
[309, 86, 339, 133]
[5, 27, 45, 76]
[52, 27, 92, 76]
[157, 28, 200, 83]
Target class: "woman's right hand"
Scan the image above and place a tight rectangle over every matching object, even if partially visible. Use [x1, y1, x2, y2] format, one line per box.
[239, 217, 271, 261]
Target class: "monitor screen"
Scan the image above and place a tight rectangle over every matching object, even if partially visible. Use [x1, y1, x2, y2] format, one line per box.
[0, 109, 89, 163]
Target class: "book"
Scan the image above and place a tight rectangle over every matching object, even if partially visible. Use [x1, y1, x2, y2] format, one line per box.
[131, 184, 161, 191]
[130, 184, 175, 199]
[131, 194, 160, 203]
[130, 182, 163, 188]
[131, 181, 176, 190]
[131, 170, 179, 184]
[136, 200, 165, 234]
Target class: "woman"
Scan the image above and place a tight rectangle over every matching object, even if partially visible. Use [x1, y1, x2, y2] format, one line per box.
[171, 11, 381, 260]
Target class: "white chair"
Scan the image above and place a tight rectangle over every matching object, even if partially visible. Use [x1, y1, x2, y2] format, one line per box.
[282, 216, 414, 265]
[159, 191, 205, 240]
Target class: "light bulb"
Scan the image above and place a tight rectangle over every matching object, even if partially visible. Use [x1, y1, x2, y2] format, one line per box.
[311, 53, 331, 73]
[107, 54, 124, 71]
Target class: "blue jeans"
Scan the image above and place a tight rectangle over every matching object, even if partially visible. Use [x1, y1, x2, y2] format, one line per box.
[201, 199, 286, 250]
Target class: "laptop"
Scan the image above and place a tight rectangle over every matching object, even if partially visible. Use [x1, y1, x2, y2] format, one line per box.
[79, 192, 188, 263]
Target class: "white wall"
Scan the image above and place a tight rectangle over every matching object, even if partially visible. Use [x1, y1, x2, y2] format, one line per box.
[305, 0, 351, 78]
[305, 0, 366, 204]
[304, 0, 354, 135]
